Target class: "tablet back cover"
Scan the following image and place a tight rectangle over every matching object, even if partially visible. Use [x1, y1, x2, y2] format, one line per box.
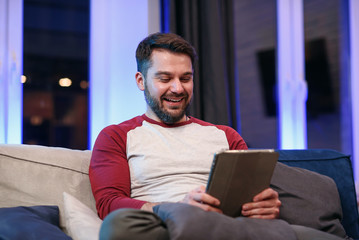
[206, 149, 278, 217]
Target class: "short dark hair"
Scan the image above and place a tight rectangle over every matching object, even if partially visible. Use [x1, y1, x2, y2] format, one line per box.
[135, 32, 197, 77]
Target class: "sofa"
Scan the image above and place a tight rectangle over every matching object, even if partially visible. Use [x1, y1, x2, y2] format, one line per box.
[0, 144, 358, 240]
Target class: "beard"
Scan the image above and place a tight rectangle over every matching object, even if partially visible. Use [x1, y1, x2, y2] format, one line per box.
[144, 82, 190, 124]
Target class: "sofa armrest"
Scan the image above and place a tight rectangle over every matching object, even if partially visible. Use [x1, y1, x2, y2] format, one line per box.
[0, 144, 95, 232]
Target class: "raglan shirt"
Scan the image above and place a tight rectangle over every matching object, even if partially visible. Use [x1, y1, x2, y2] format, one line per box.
[89, 114, 248, 219]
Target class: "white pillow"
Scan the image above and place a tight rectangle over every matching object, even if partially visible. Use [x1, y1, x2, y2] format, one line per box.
[63, 192, 103, 240]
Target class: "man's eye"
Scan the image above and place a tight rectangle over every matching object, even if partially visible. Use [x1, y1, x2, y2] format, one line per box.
[160, 78, 171, 81]
[181, 78, 192, 82]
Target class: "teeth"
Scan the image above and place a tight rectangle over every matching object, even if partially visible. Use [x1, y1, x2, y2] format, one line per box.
[165, 98, 181, 102]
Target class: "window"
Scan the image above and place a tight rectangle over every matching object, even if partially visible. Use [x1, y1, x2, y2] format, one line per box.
[22, 0, 89, 149]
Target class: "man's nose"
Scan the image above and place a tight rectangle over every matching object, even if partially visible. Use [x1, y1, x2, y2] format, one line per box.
[170, 79, 184, 93]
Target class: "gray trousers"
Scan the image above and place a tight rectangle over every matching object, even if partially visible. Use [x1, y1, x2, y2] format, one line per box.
[99, 205, 346, 240]
[99, 209, 169, 240]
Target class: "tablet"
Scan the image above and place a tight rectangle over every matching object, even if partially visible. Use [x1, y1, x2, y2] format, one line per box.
[206, 149, 279, 217]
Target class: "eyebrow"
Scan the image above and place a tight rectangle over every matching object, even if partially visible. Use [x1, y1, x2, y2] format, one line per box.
[154, 71, 193, 76]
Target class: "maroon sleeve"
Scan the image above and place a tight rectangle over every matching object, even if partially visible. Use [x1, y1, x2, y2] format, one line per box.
[89, 125, 146, 219]
[216, 125, 248, 150]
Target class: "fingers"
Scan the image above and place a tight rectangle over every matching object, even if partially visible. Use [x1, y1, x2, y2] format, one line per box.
[187, 199, 223, 213]
[253, 188, 278, 202]
[193, 187, 221, 206]
[241, 188, 281, 219]
[241, 204, 280, 219]
[180, 186, 222, 213]
[181, 187, 280, 218]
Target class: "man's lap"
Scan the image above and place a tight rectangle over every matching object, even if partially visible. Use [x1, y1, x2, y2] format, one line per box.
[154, 203, 297, 240]
[99, 203, 345, 240]
[99, 208, 169, 240]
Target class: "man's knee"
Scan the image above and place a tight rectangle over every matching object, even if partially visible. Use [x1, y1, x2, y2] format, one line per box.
[99, 208, 169, 240]
[290, 225, 345, 240]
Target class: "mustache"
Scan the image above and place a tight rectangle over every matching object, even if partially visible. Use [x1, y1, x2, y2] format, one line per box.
[162, 93, 188, 98]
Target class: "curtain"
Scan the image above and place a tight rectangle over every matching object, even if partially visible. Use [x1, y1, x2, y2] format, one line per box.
[163, 0, 241, 131]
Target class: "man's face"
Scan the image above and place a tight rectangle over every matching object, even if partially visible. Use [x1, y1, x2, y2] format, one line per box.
[137, 49, 194, 124]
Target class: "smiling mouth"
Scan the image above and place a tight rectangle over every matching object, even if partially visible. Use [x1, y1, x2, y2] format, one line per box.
[163, 97, 183, 102]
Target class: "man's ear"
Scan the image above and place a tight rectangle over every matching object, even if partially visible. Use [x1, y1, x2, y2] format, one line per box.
[135, 72, 145, 91]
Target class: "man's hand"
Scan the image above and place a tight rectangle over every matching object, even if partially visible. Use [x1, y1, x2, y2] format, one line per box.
[180, 185, 222, 213]
[141, 202, 160, 212]
[241, 188, 281, 219]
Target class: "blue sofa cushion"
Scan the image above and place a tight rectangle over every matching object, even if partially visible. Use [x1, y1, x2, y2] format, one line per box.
[0, 205, 72, 240]
[276, 149, 359, 239]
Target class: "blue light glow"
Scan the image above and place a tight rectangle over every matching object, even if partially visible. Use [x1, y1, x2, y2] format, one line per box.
[350, 0, 359, 180]
[0, 0, 23, 144]
[277, 0, 307, 149]
[89, 1, 158, 149]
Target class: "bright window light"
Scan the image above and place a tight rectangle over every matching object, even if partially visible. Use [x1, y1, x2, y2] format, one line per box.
[59, 77, 72, 87]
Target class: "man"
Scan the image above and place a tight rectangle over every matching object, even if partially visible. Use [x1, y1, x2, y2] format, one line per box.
[89, 33, 345, 240]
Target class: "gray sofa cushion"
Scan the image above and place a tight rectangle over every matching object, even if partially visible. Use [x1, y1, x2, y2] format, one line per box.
[277, 149, 359, 239]
[271, 162, 347, 238]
